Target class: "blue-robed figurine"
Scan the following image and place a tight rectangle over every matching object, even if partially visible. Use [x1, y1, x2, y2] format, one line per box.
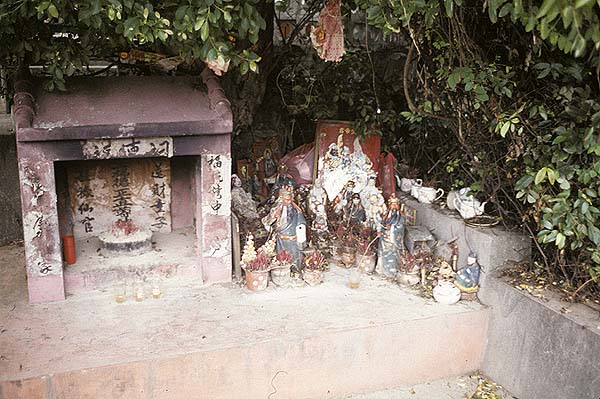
[377, 193, 405, 278]
[455, 252, 481, 293]
[262, 187, 306, 273]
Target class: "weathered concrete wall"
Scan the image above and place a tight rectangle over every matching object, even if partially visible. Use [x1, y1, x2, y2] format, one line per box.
[0, 115, 22, 245]
[481, 276, 600, 399]
[399, 194, 532, 292]
[403, 194, 600, 399]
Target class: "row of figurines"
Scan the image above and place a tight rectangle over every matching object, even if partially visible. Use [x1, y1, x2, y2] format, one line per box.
[258, 177, 480, 294]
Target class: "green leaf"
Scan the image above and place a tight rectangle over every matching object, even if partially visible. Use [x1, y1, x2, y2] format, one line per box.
[48, 4, 59, 18]
[574, 0, 595, 8]
[499, 3, 512, 18]
[556, 232, 566, 249]
[201, 21, 210, 41]
[537, 0, 557, 19]
[500, 121, 511, 137]
[444, 0, 453, 17]
[535, 167, 548, 184]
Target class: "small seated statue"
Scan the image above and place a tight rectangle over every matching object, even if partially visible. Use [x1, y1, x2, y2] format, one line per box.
[343, 193, 366, 226]
[454, 252, 481, 293]
[333, 180, 355, 214]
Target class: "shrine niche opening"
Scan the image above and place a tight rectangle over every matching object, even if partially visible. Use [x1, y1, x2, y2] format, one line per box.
[53, 156, 201, 292]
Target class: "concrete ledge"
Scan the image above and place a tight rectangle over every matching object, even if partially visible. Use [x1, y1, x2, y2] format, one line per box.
[1, 308, 488, 399]
[481, 275, 600, 399]
[399, 194, 531, 291]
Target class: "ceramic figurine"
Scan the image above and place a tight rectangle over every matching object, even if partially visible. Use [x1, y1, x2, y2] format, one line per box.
[343, 193, 366, 226]
[268, 164, 296, 205]
[262, 187, 307, 273]
[263, 148, 278, 178]
[360, 176, 386, 227]
[231, 174, 259, 220]
[365, 193, 386, 230]
[308, 177, 328, 216]
[311, 203, 328, 233]
[377, 193, 405, 278]
[333, 180, 355, 214]
[454, 252, 481, 293]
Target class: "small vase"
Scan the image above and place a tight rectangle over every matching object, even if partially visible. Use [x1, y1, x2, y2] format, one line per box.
[356, 252, 376, 274]
[397, 270, 421, 286]
[341, 246, 356, 268]
[270, 265, 291, 287]
[303, 269, 323, 286]
[245, 270, 269, 291]
[330, 243, 342, 262]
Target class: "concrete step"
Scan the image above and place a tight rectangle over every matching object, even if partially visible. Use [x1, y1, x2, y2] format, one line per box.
[0, 244, 488, 399]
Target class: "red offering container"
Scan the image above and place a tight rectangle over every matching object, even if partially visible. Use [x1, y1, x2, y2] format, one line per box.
[63, 235, 76, 265]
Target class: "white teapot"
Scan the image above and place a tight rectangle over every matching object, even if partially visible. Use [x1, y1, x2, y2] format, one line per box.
[453, 188, 487, 219]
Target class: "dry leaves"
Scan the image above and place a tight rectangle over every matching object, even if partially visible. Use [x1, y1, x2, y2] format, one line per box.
[469, 375, 503, 399]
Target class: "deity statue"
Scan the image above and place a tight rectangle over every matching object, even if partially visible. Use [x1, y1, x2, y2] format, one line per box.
[312, 203, 328, 233]
[268, 164, 296, 205]
[308, 177, 327, 214]
[262, 187, 307, 273]
[377, 193, 405, 278]
[263, 147, 277, 178]
[309, 178, 328, 233]
[231, 174, 259, 220]
[343, 193, 366, 226]
[361, 177, 386, 224]
[454, 252, 481, 293]
[333, 180, 355, 214]
[365, 193, 386, 230]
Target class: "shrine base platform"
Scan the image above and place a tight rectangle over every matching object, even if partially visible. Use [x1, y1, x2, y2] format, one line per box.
[0, 243, 488, 399]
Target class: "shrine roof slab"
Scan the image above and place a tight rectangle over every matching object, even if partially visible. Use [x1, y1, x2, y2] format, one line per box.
[14, 73, 232, 142]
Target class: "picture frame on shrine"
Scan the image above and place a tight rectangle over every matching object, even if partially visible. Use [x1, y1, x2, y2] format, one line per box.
[312, 119, 381, 183]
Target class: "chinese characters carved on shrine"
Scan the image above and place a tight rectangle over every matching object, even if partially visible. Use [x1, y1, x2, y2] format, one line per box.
[75, 169, 95, 233]
[111, 164, 133, 222]
[82, 137, 173, 160]
[150, 160, 168, 229]
[207, 154, 224, 214]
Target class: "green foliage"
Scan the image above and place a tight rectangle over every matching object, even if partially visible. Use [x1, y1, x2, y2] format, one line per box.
[275, 46, 406, 137]
[356, 0, 600, 58]
[0, 0, 266, 90]
[349, 0, 600, 292]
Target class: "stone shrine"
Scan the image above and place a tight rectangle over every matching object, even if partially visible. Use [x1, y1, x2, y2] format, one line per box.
[14, 69, 233, 303]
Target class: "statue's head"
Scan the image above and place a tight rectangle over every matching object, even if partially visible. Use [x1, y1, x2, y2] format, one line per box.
[352, 193, 361, 205]
[467, 252, 477, 265]
[388, 193, 401, 210]
[231, 174, 242, 188]
[281, 188, 293, 205]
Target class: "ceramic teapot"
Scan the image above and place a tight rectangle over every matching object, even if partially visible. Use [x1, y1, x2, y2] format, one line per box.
[453, 188, 487, 219]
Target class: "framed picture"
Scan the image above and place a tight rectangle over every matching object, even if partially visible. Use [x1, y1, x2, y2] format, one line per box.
[312, 120, 381, 183]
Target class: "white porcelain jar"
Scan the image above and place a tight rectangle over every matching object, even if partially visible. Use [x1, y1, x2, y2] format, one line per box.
[433, 280, 461, 305]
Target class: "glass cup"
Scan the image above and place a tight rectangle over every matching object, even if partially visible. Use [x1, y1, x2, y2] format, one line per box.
[134, 282, 145, 302]
[114, 282, 127, 303]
